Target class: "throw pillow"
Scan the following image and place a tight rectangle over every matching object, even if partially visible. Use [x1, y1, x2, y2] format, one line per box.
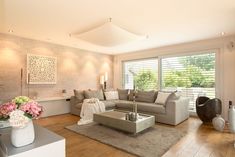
[84, 90, 104, 100]
[117, 89, 129, 100]
[104, 91, 119, 100]
[73, 90, 85, 103]
[155, 91, 172, 106]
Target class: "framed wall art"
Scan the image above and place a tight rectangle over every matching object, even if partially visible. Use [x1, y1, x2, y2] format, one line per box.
[27, 54, 57, 84]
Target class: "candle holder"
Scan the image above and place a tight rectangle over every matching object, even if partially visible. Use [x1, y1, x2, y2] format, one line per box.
[20, 68, 23, 96]
[104, 81, 107, 90]
[100, 73, 108, 90]
[27, 73, 30, 97]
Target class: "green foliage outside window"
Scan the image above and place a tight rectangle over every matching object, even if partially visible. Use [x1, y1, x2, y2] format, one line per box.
[134, 70, 157, 90]
[163, 54, 215, 88]
[180, 54, 215, 71]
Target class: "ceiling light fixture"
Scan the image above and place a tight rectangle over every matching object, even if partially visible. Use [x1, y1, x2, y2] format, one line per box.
[8, 29, 13, 33]
[72, 18, 145, 47]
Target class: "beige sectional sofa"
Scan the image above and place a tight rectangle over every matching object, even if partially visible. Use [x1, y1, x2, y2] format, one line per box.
[70, 89, 190, 125]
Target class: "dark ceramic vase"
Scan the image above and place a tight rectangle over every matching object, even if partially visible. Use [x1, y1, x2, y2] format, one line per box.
[196, 96, 222, 123]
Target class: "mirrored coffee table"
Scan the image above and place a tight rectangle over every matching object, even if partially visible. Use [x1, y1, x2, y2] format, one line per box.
[93, 110, 155, 134]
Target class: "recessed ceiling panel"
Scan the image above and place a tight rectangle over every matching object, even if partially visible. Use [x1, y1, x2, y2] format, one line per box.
[73, 21, 144, 47]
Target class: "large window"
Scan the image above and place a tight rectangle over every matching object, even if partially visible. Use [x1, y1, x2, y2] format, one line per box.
[122, 52, 217, 112]
[160, 52, 216, 111]
[123, 58, 158, 90]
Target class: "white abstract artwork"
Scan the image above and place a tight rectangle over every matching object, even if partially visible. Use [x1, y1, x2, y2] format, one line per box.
[27, 54, 57, 84]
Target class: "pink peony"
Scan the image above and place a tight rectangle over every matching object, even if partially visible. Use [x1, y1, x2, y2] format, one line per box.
[0, 102, 17, 120]
[19, 101, 43, 118]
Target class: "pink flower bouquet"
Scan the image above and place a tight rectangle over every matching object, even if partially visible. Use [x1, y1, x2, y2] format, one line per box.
[20, 101, 43, 119]
[0, 102, 17, 120]
[0, 96, 43, 128]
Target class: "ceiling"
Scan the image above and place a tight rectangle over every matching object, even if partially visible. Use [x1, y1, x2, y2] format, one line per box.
[0, 0, 235, 54]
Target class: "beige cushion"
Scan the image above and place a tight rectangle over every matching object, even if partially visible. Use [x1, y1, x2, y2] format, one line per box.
[104, 91, 119, 100]
[155, 92, 171, 105]
[73, 90, 84, 103]
[117, 89, 129, 100]
[84, 90, 104, 100]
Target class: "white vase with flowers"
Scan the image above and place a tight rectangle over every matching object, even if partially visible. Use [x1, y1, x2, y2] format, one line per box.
[0, 96, 43, 147]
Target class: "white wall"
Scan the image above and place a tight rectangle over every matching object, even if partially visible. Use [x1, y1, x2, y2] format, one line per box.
[114, 36, 235, 120]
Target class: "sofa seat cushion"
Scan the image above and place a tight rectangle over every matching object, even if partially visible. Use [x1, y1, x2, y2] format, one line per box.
[101, 100, 116, 108]
[115, 100, 134, 109]
[137, 102, 166, 114]
[75, 101, 116, 110]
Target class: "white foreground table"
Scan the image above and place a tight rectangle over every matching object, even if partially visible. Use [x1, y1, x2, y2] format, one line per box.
[0, 124, 65, 157]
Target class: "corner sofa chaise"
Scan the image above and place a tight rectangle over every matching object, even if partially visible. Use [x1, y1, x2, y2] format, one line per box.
[70, 89, 190, 125]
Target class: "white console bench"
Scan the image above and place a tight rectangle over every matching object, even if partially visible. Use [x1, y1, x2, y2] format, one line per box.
[36, 96, 70, 117]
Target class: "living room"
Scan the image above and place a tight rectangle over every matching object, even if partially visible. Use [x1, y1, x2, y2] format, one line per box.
[0, 0, 235, 157]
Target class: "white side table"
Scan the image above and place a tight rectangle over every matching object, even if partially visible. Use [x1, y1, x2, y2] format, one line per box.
[0, 124, 65, 157]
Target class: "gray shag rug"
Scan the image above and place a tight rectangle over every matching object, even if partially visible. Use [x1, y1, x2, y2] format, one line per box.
[66, 123, 185, 157]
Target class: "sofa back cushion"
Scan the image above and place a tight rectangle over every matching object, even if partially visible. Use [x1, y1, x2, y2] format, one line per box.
[136, 90, 156, 103]
[104, 91, 119, 100]
[117, 89, 129, 100]
[73, 90, 85, 103]
[84, 90, 104, 100]
[129, 90, 157, 102]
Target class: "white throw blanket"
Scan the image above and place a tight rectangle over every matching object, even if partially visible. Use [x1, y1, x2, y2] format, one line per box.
[77, 98, 105, 125]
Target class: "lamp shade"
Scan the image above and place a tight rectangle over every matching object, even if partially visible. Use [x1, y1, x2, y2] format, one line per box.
[100, 75, 104, 85]
[104, 72, 108, 81]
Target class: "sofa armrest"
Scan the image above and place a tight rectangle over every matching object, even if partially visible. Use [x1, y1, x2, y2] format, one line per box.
[165, 97, 190, 125]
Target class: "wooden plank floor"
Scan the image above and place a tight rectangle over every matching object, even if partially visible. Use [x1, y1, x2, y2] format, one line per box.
[34, 114, 235, 157]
